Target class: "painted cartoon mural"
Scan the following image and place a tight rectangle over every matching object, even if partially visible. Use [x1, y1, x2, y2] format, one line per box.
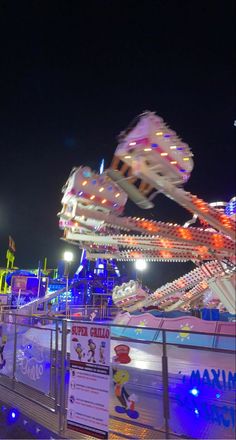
[112, 368, 139, 419]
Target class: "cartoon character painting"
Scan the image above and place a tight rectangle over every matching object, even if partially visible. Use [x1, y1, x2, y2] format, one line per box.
[75, 343, 85, 361]
[87, 339, 96, 363]
[113, 368, 139, 419]
[0, 335, 7, 370]
[99, 341, 106, 364]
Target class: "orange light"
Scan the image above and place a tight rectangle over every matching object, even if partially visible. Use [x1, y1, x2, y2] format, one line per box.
[90, 195, 95, 200]
[160, 239, 172, 248]
[115, 193, 120, 198]
[197, 246, 208, 256]
[82, 180, 87, 186]
[160, 251, 172, 258]
[156, 132, 163, 136]
[178, 227, 192, 240]
[101, 199, 107, 204]
[211, 234, 224, 249]
[99, 187, 104, 192]
[130, 251, 141, 258]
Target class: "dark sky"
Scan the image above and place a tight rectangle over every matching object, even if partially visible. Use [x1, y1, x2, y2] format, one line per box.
[0, 1, 235, 287]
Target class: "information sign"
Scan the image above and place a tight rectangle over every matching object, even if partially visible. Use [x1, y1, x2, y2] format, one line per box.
[67, 323, 110, 439]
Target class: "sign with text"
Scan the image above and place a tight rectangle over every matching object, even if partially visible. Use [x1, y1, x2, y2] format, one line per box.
[67, 323, 110, 439]
[11, 276, 28, 292]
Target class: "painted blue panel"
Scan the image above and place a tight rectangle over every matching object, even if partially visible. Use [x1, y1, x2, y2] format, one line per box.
[121, 327, 157, 341]
[111, 326, 126, 338]
[215, 336, 235, 350]
[156, 331, 215, 348]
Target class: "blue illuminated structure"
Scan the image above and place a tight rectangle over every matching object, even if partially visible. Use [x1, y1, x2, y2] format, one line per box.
[4, 250, 124, 312]
[74, 253, 122, 305]
[47, 250, 123, 309]
[225, 197, 236, 217]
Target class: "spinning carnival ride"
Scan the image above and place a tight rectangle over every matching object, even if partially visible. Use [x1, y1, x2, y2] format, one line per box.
[59, 111, 236, 314]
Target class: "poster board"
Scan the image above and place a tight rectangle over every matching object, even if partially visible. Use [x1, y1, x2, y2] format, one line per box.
[0, 294, 8, 305]
[67, 323, 110, 439]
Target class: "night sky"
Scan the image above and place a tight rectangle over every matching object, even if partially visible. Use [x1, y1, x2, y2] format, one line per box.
[0, 1, 235, 288]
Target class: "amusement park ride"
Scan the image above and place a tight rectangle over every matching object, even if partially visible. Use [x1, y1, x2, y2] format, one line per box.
[1, 113, 235, 440]
[58, 111, 236, 315]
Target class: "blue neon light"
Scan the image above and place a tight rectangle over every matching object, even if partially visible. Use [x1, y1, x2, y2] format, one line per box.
[99, 159, 105, 175]
[190, 387, 199, 397]
[7, 408, 19, 424]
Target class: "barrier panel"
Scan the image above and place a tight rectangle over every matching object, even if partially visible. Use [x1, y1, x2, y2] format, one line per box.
[1, 314, 58, 398]
[110, 334, 165, 432]
[0, 322, 15, 378]
[167, 342, 236, 439]
[14, 324, 52, 394]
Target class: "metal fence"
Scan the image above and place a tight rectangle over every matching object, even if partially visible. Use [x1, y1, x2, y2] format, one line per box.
[68, 304, 118, 320]
[0, 311, 235, 439]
